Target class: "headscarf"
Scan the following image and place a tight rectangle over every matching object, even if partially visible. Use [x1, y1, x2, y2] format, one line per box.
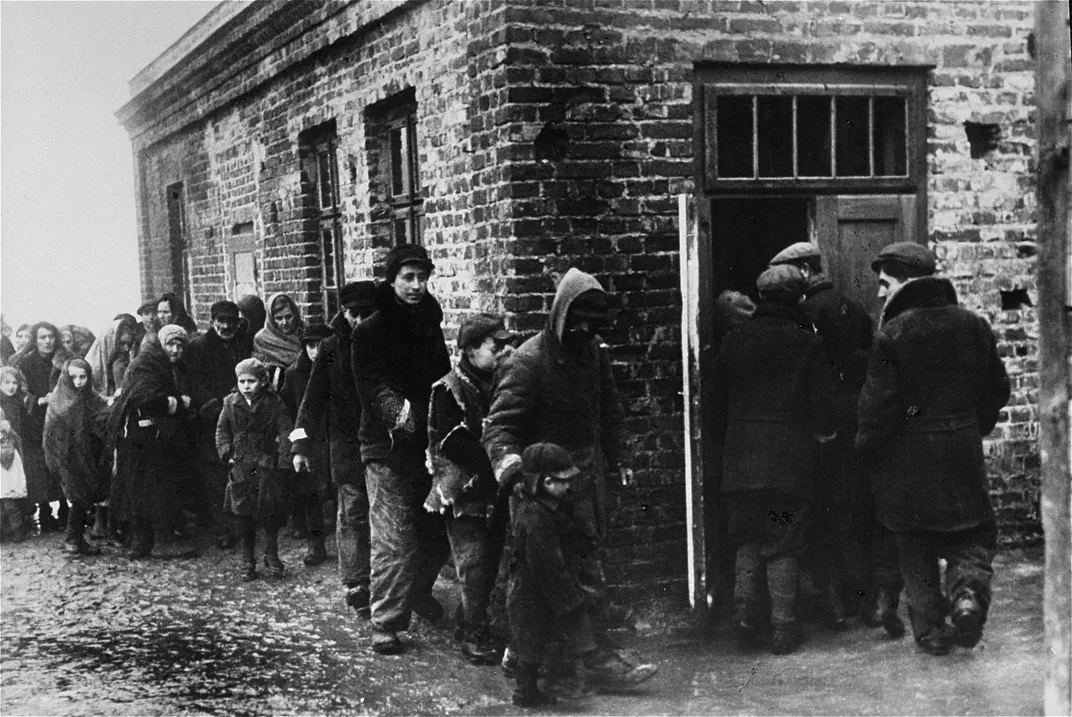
[44, 358, 107, 504]
[10, 322, 73, 393]
[237, 295, 267, 335]
[60, 325, 96, 358]
[105, 336, 183, 451]
[158, 292, 199, 335]
[85, 316, 137, 397]
[158, 324, 190, 347]
[0, 366, 30, 440]
[253, 293, 304, 368]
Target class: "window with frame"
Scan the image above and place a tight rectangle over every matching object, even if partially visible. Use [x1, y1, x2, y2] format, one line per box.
[698, 66, 927, 192]
[166, 182, 194, 315]
[300, 121, 343, 316]
[367, 90, 423, 247]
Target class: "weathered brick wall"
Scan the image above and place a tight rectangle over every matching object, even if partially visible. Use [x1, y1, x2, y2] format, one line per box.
[124, 0, 1041, 601]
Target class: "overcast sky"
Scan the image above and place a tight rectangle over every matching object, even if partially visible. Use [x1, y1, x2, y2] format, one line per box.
[1, 0, 218, 334]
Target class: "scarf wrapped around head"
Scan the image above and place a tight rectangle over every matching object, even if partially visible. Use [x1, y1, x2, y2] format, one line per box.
[60, 325, 96, 359]
[44, 358, 107, 504]
[84, 317, 137, 397]
[158, 324, 189, 347]
[253, 293, 304, 368]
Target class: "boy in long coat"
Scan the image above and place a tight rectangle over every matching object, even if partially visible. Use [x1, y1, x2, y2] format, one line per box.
[856, 242, 1010, 655]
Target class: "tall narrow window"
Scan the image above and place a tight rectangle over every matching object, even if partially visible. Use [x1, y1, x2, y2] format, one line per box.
[166, 182, 193, 315]
[300, 121, 343, 316]
[367, 90, 423, 247]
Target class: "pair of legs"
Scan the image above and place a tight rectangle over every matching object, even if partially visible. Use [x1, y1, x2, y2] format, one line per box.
[365, 460, 451, 650]
[445, 512, 501, 663]
[235, 514, 284, 580]
[895, 523, 996, 653]
[336, 480, 372, 611]
[63, 500, 99, 554]
[0, 498, 30, 541]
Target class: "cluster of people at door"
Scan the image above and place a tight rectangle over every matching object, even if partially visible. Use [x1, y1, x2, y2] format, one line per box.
[0, 232, 1009, 706]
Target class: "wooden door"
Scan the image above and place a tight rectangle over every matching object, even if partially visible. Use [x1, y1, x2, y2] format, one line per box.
[226, 226, 259, 300]
[815, 194, 918, 319]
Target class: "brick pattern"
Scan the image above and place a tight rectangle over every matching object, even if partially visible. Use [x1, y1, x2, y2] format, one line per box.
[124, 0, 1041, 598]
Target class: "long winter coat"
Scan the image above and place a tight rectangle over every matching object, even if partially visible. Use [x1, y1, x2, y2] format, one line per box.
[855, 277, 1010, 533]
[43, 361, 109, 506]
[107, 341, 196, 527]
[185, 327, 253, 464]
[711, 301, 838, 500]
[215, 389, 293, 522]
[293, 313, 364, 485]
[17, 348, 68, 504]
[281, 350, 328, 498]
[483, 268, 631, 537]
[351, 285, 450, 468]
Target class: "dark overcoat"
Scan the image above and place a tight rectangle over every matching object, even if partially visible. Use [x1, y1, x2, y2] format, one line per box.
[215, 389, 293, 521]
[185, 327, 253, 464]
[293, 313, 364, 486]
[711, 301, 838, 499]
[855, 277, 1010, 533]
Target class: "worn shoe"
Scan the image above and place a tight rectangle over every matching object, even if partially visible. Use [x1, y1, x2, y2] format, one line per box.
[62, 540, 100, 556]
[460, 625, 502, 666]
[412, 594, 444, 622]
[240, 561, 258, 582]
[371, 628, 405, 655]
[583, 649, 658, 690]
[952, 593, 984, 648]
[263, 552, 285, 579]
[302, 539, 328, 566]
[771, 624, 802, 655]
[345, 586, 371, 619]
[865, 590, 905, 638]
[917, 623, 955, 656]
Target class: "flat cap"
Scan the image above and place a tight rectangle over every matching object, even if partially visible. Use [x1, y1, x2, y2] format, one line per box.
[384, 244, 434, 283]
[339, 280, 378, 309]
[301, 323, 333, 344]
[756, 264, 808, 300]
[521, 442, 579, 477]
[457, 313, 513, 350]
[871, 242, 936, 275]
[210, 300, 241, 319]
[769, 242, 821, 266]
[234, 357, 267, 381]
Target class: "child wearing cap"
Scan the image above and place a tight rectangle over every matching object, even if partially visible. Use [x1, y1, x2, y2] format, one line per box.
[507, 441, 597, 707]
[215, 358, 294, 581]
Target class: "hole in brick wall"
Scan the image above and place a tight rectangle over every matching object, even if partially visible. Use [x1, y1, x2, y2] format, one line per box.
[534, 122, 569, 163]
[1000, 288, 1032, 310]
[349, 159, 357, 184]
[269, 202, 279, 224]
[964, 122, 1002, 159]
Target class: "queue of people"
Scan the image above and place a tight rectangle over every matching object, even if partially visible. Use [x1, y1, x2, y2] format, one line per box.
[0, 237, 1010, 707]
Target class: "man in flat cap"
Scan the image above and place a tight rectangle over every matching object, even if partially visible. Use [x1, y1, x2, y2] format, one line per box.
[186, 300, 254, 548]
[857, 242, 1010, 655]
[425, 312, 515, 665]
[351, 245, 452, 655]
[769, 242, 894, 631]
[712, 264, 838, 655]
[484, 267, 658, 689]
[293, 281, 379, 618]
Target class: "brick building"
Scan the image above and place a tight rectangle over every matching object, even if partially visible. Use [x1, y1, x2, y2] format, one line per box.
[119, 0, 1041, 603]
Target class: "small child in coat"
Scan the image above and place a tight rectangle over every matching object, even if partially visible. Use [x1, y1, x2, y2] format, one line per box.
[216, 358, 294, 581]
[0, 367, 33, 541]
[507, 442, 597, 707]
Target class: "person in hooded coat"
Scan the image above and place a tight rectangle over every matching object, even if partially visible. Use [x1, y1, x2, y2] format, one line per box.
[292, 280, 377, 618]
[60, 325, 96, 359]
[14, 321, 73, 531]
[85, 316, 137, 400]
[281, 322, 333, 566]
[44, 358, 109, 555]
[484, 267, 657, 689]
[237, 295, 267, 337]
[856, 243, 1010, 656]
[107, 325, 198, 558]
[254, 293, 305, 393]
[711, 265, 839, 655]
[351, 246, 451, 655]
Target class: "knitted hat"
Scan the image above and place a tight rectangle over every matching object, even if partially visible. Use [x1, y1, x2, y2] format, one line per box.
[769, 242, 821, 266]
[339, 280, 379, 309]
[521, 442, 579, 477]
[301, 323, 333, 345]
[756, 265, 808, 302]
[457, 313, 513, 350]
[211, 300, 241, 320]
[157, 324, 189, 346]
[234, 358, 267, 382]
[384, 244, 434, 284]
[871, 242, 936, 275]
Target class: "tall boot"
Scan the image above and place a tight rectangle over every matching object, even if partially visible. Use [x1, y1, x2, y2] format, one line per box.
[37, 502, 55, 533]
[263, 522, 284, 578]
[238, 517, 257, 581]
[89, 505, 108, 540]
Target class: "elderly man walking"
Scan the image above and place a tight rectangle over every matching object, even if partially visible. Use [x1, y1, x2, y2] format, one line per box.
[856, 242, 1010, 655]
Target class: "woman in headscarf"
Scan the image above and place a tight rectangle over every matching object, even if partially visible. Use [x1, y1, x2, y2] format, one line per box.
[85, 316, 137, 400]
[44, 358, 109, 555]
[11, 324, 32, 357]
[107, 324, 197, 559]
[237, 295, 267, 336]
[253, 293, 305, 393]
[1, 367, 33, 541]
[14, 322, 73, 531]
[157, 293, 199, 337]
[59, 325, 96, 359]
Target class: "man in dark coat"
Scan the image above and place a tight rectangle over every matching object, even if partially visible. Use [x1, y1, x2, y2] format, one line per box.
[292, 280, 378, 617]
[769, 242, 903, 631]
[712, 264, 838, 654]
[484, 267, 657, 689]
[185, 300, 253, 547]
[351, 246, 452, 655]
[856, 242, 1010, 656]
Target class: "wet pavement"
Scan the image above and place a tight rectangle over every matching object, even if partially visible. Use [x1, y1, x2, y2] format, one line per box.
[1, 530, 1045, 716]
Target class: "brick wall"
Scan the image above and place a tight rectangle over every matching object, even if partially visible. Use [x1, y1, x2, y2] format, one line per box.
[123, 0, 1041, 601]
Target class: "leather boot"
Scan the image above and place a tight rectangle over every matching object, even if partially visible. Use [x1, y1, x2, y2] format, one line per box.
[302, 535, 327, 566]
[263, 524, 284, 578]
[868, 589, 906, 639]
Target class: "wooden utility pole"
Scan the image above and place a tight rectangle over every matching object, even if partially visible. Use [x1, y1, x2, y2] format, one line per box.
[1034, 2, 1071, 715]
